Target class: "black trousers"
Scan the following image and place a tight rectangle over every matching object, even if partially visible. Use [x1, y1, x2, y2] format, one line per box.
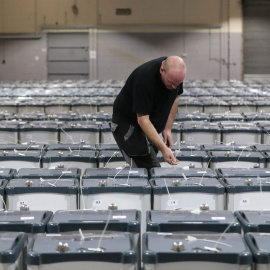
[110, 119, 161, 169]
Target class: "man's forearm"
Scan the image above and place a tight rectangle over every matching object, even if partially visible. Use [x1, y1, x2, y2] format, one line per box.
[137, 114, 167, 152]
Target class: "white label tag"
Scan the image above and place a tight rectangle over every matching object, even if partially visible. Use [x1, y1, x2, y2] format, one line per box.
[238, 146, 247, 149]
[62, 171, 71, 174]
[239, 198, 250, 206]
[83, 145, 91, 148]
[129, 171, 138, 174]
[112, 216, 127, 219]
[198, 171, 207, 174]
[211, 217, 226, 220]
[167, 199, 178, 207]
[21, 217, 35, 220]
[0, 171, 3, 173]
[93, 200, 103, 206]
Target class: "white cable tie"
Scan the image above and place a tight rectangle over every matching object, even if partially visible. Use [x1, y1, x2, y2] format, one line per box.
[187, 235, 197, 241]
[204, 246, 219, 253]
[190, 209, 201, 214]
[87, 248, 104, 252]
[182, 173, 188, 181]
[79, 228, 85, 241]
[47, 182, 57, 187]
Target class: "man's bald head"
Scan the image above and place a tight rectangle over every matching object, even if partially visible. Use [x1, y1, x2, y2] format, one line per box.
[160, 56, 186, 89]
[163, 56, 186, 73]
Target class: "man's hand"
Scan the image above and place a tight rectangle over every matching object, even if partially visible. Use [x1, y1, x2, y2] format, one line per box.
[162, 129, 173, 148]
[162, 147, 179, 165]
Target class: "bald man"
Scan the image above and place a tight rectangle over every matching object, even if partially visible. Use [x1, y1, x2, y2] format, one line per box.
[111, 56, 186, 169]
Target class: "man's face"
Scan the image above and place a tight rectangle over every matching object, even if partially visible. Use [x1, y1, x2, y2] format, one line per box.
[160, 65, 185, 90]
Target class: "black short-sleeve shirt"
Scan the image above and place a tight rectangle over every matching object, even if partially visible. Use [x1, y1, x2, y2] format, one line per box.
[113, 57, 183, 133]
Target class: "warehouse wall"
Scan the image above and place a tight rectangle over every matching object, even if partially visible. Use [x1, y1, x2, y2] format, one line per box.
[0, 0, 243, 81]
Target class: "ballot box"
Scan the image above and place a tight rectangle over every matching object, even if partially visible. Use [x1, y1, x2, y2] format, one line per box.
[0, 232, 28, 270]
[208, 151, 266, 170]
[95, 143, 120, 151]
[19, 121, 59, 145]
[83, 168, 148, 179]
[42, 150, 98, 170]
[59, 122, 100, 144]
[0, 150, 42, 170]
[201, 143, 253, 152]
[98, 150, 126, 168]
[5, 178, 79, 211]
[0, 121, 20, 144]
[14, 168, 81, 180]
[100, 123, 117, 144]
[220, 122, 262, 145]
[150, 177, 225, 211]
[221, 177, 270, 211]
[26, 233, 137, 270]
[79, 178, 151, 227]
[149, 167, 216, 179]
[142, 232, 252, 270]
[215, 168, 270, 179]
[47, 209, 141, 269]
[46, 143, 96, 151]
[181, 121, 221, 145]
[235, 210, 270, 233]
[245, 233, 270, 270]
[146, 210, 241, 233]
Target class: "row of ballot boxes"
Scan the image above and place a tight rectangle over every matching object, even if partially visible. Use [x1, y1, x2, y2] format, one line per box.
[4, 143, 270, 171]
[3, 167, 270, 213]
[2, 117, 270, 146]
[0, 120, 115, 145]
[3, 210, 270, 270]
[1, 96, 270, 114]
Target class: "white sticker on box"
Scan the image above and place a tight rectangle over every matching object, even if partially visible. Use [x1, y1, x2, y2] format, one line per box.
[21, 217, 35, 220]
[211, 217, 226, 220]
[0, 171, 3, 173]
[238, 146, 247, 149]
[239, 198, 250, 206]
[129, 171, 138, 174]
[62, 171, 71, 174]
[113, 216, 127, 219]
[167, 199, 178, 207]
[198, 171, 207, 174]
[83, 145, 91, 148]
[93, 200, 103, 206]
